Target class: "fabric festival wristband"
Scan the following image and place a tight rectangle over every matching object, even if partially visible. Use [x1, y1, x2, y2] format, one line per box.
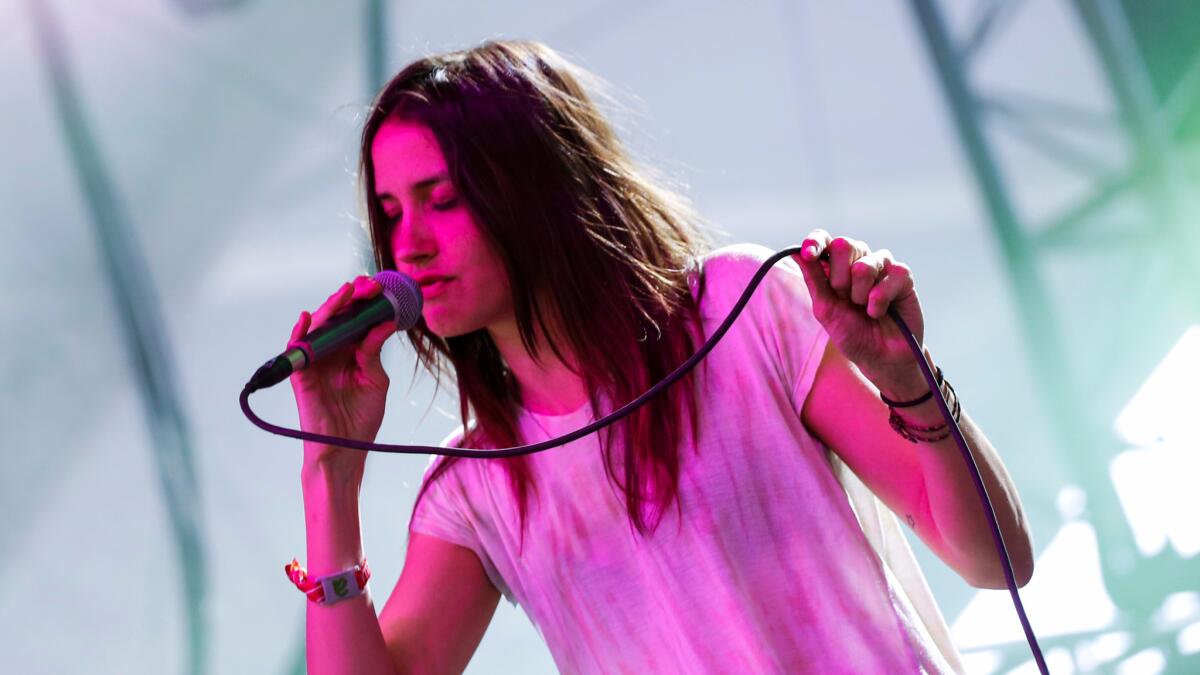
[285, 558, 371, 605]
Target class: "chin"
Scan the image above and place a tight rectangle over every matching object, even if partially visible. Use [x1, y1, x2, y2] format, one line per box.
[423, 313, 480, 339]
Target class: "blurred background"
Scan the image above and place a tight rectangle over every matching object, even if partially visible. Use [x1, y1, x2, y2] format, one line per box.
[2, 0, 1197, 673]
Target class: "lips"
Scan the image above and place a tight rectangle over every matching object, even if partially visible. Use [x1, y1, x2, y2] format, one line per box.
[414, 276, 453, 299]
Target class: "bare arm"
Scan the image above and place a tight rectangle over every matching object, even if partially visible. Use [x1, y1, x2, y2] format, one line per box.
[379, 531, 501, 673]
[289, 278, 498, 674]
[801, 341, 1034, 588]
[791, 231, 1034, 589]
[302, 460, 397, 675]
[302, 460, 501, 674]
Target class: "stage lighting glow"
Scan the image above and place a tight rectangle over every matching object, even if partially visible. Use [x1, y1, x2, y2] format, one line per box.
[1044, 647, 1075, 674]
[1153, 591, 1200, 632]
[1108, 448, 1200, 558]
[1116, 647, 1166, 675]
[1113, 325, 1200, 447]
[1178, 620, 1200, 655]
[1107, 326, 1200, 559]
[1003, 647, 1076, 675]
[958, 649, 1001, 674]
[1075, 631, 1134, 671]
[951, 517, 1118, 649]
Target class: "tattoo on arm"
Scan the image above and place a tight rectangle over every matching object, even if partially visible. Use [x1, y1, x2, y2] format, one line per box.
[906, 514, 915, 528]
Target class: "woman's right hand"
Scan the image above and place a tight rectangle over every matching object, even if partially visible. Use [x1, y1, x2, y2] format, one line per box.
[289, 275, 399, 477]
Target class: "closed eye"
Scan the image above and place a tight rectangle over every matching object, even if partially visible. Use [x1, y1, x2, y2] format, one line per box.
[381, 195, 457, 229]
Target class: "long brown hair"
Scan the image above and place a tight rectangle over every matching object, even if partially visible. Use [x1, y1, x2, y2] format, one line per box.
[360, 40, 711, 539]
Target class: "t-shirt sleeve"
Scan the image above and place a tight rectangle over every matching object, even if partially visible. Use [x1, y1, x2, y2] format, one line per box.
[701, 243, 831, 417]
[408, 452, 476, 551]
[407, 428, 512, 600]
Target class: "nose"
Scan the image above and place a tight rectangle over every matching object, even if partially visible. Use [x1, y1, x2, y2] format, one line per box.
[391, 212, 436, 267]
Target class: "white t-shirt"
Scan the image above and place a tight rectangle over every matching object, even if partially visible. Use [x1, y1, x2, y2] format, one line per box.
[409, 243, 964, 674]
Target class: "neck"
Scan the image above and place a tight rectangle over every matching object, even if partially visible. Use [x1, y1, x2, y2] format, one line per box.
[487, 314, 588, 416]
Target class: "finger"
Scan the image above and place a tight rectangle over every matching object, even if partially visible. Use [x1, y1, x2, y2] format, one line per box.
[793, 245, 836, 315]
[356, 320, 397, 371]
[827, 237, 868, 299]
[310, 281, 355, 330]
[799, 228, 832, 262]
[289, 311, 311, 344]
[866, 260, 915, 319]
[850, 249, 890, 306]
[351, 275, 383, 301]
[793, 229, 834, 302]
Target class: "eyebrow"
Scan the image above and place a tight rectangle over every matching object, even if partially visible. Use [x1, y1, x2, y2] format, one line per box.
[376, 172, 451, 202]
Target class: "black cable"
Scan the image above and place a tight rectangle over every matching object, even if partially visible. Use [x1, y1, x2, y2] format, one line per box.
[242, 245, 1047, 671]
[887, 307, 1048, 674]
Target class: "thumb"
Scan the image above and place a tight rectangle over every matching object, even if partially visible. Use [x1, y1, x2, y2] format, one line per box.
[793, 251, 834, 306]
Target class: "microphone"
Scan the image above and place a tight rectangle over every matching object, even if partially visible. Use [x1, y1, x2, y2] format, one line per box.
[244, 271, 423, 392]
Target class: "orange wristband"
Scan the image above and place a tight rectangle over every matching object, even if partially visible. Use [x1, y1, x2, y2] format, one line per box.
[284, 558, 371, 605]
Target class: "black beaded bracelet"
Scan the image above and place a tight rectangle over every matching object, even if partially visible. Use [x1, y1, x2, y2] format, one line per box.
[887, 372, 961, 443]
[879, 366, 944, 408]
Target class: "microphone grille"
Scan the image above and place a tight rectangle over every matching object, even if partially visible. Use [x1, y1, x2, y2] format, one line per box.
[374, 270, 424, 330]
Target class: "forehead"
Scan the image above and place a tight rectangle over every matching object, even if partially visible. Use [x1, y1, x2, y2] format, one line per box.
[371, 119, 447, 191]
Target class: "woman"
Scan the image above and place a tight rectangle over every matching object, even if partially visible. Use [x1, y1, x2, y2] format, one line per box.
[288, 40, 1034, 673]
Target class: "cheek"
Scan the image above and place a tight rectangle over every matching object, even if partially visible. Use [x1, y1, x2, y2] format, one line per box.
[457, 227, 510, 298]
[442, 225, 479, 248]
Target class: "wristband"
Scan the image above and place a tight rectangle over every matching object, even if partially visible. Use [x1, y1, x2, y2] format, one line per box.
[285, 558, 370, 605]
[879, 366, 944, 408]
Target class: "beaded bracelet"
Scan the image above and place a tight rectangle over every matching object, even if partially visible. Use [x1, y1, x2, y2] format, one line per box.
[888, 373, 960, 444]
[285, 558, 370, 605]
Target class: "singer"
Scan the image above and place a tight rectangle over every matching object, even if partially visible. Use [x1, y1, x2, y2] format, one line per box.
[290, 40, 1033, 674]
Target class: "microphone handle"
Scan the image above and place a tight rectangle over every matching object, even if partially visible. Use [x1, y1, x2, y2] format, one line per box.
[296, 294, 396, 364]
[245, 295, 396, 392]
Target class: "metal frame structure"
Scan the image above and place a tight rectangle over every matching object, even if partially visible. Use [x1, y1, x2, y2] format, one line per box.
[909, 0, 1200, 670]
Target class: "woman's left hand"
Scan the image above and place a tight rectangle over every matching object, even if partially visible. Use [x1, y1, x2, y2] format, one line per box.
[793, 229, 928, 399]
